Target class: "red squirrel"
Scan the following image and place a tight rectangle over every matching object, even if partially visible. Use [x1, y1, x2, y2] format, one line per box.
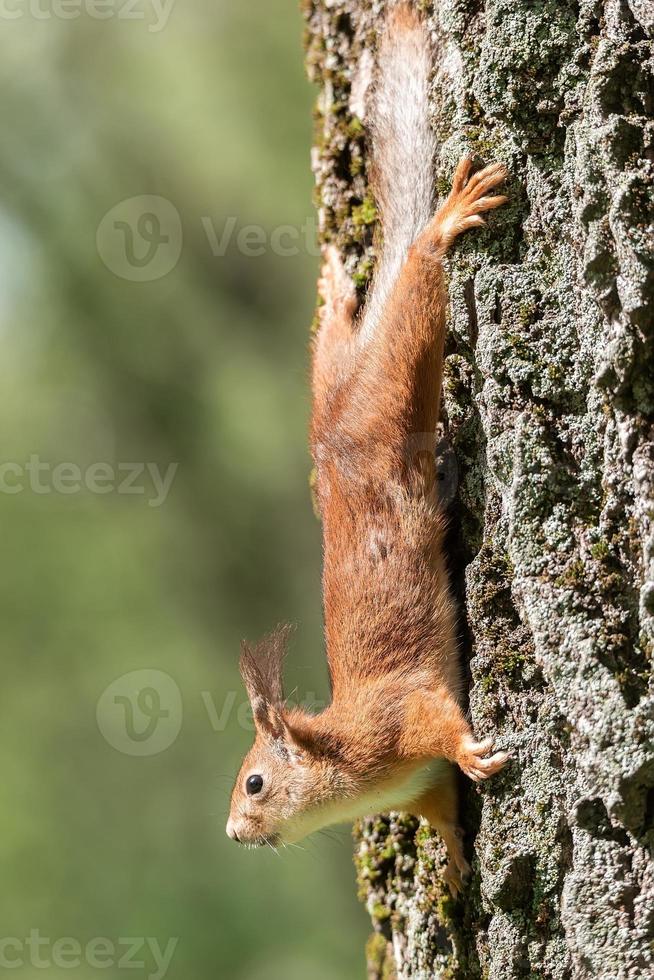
[226, 2, 508, 896]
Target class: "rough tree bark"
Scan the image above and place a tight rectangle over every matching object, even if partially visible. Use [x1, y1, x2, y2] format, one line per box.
[302, 1, 653, 977]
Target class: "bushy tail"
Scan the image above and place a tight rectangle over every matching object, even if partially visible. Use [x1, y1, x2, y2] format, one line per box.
[361, 2, 436, 341]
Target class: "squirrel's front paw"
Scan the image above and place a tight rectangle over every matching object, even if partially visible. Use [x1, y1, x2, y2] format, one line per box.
[442, 828, 471, 898]
[443, 857, 471, 899]
[458, 735, 510, 783]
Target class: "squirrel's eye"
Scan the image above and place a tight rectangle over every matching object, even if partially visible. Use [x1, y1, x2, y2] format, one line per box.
[246, 774, 264, 796]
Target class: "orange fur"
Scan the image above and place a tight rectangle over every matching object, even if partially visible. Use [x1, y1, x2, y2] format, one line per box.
[227, 4, 509, 896]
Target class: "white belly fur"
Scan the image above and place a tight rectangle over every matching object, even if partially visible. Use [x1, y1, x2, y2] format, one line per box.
[282, 759, 449, 843]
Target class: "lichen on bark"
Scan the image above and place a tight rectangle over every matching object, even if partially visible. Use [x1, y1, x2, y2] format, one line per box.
[302, 1, 653, 977]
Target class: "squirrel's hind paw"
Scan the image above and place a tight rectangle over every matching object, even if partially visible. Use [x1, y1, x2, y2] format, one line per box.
[426, 158, 508, 252]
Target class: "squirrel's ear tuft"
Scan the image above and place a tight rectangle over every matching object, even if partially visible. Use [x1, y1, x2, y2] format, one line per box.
[240, 624, 294, 738]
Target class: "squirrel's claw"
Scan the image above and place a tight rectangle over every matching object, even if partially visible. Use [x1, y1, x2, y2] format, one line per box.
[451, 156, 473, 193]
[443, 853, 471, 898]
[458, 736, 510, 783]
[443, 862, 462, 898]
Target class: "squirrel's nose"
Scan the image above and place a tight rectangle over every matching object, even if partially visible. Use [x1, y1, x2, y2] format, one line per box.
[226, 819, 240, 843]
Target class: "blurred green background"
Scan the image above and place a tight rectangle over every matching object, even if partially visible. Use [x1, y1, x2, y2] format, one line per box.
[0, 1, 369, 977]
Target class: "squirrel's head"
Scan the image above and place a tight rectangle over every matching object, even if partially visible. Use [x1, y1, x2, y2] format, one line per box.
[226, 626, 345, 848]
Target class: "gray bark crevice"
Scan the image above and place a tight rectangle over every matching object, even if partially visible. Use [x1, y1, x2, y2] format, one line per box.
[302, 1, 653, 977]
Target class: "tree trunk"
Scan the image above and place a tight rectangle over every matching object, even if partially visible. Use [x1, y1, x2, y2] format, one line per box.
[302, 1, 653, 977]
